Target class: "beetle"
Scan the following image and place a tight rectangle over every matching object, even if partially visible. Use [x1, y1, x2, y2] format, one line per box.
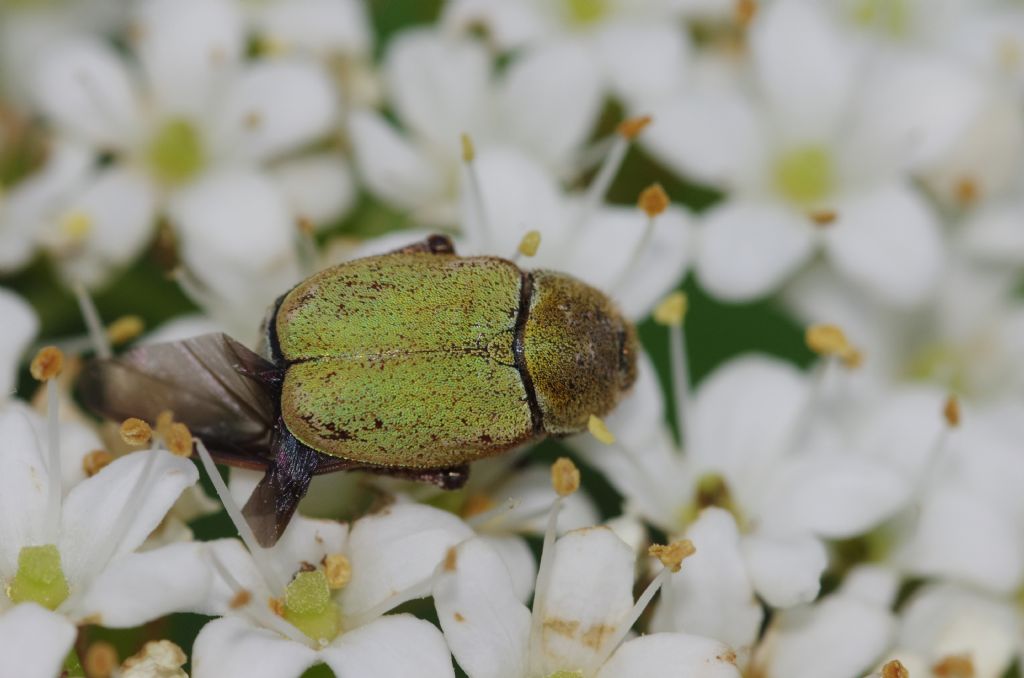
[79, 235, 638, 546]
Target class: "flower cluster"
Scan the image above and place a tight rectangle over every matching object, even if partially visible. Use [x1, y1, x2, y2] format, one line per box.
[2, 0, 1024, 677]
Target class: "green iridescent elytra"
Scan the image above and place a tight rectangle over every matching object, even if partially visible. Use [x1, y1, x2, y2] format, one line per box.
[79, 235, 637, 546]
[271, 244, 638, 469]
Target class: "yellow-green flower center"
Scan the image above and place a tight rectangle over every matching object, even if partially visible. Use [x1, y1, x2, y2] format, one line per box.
[547, 672, 584, 678]
[852, 0, 910, 38]
[565, 0, 608, 26]
[679, 473, 746, 530]
[905, 343, 968, 394]
[147, 118, 205, 184]
[284, 570, 342, 644]
[6, 544, 70, 610]
[774, 145, 834, 205]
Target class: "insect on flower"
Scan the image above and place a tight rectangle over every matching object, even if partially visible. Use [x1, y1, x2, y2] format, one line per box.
[79, 235, 638, 546]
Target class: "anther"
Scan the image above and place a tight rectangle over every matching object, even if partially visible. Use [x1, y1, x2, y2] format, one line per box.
[648, 539, 696, 572]
[617, 115, 652, 140]
[122, 640, 188, 675]
[932, 654, 973, 678]
[230, 589, 253, 609]
[943, 395, 961, 428]
[654, 292, 688, 327]
[587, 415, 615, 445]
[323, 554, 352, 589]
[882, 659, 909, 678]
[736, 0, 758, 26]
[809, 209, 837, 226]
[551, 457, 581, 496]
[106, 315, 145, 346]
[165, 422, 193, 457]
[268, 596, 286, 617]
[517, 230, 541, 257]
[82, 449, 115, 476]
[120, 418, 153, 446]
[806, 323, 862, 368]
[954, 178, 979, 207]
[30, 346, 64, 381]
[84, 641, 118, 678]
[638, 183, 669, 218]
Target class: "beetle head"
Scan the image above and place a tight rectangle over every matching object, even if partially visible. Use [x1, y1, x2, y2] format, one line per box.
[523, 271, 638, 435]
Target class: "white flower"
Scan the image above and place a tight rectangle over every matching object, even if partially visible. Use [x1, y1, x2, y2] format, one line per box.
[30, 0, 347, 331]
[750, 565, 899, 678]
[571, 330, 907, 657]
[458, 146, 692, 320]
[642, 0, 980, 306]
[243, 0, 373, 60]
[348, 27, 604, 225]
[435, 519, 741, 677]
[187, 441, 471, 678]
[887, 582, 1021, 678]
[0, 398, 199, 670]
[440, 0, 693, 107]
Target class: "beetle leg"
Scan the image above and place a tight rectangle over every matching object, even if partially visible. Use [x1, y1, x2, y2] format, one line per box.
[357, 463, 471, 490]
[388, 234, 456, 255]
[241, 418, 322, 547]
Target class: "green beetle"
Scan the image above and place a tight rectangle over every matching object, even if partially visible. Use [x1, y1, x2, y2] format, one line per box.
[80, 235, 638, 545]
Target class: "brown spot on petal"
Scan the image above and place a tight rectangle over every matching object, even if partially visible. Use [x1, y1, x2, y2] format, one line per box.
[933, 655, 974, 678]
[82, 450, 115, 477]
[581, 623, 616, 649]
[454, 612, 465, 622]
[617, 115, 652, 140]
[443, 547, 458, 572]
[718, 649, 738, 665]
[230, 590, 252, 609]
[543, 618, 580, 638]
[954, 178, 979, 207]
[808, 209, 837, 226]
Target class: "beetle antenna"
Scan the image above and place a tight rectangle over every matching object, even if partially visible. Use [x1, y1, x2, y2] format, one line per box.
[460, 132, 492, 248]
[653, 292, 692, 449]
[570, 115, 652, 240]
[73, 283, 112, 359]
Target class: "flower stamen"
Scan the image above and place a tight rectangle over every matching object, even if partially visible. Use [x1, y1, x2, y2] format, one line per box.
[31, 346, 64, 540]
[587, 415, 615, 445]
[73, 283, 112, 359]
[656, 292, 693, 448]
[461, 132, 492, 248]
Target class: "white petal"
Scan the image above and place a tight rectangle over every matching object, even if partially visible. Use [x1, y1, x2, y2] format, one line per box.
[0, 408, 50, 580]
[49, 166, 158, 289]
[595, 22, 690, 107]
[898, 583, 1019, 678]
[339, 504, 473, 621]
[58, 449, 198, 586]
[741, 533, 826, 608]
[0, 603, 77, 678]
[696, 201, 814, 302]
[642, 87, 765, 188]
[433, 538, 531, 678]
[460, 147, 566, 256]
[133, 0, 244, 118]
[0, 289, 38, 396]
[322, 614, 454, 678]
[750, 0, 856, 139]
[71, 541, 216, 626]
[488, 462, 599, 537]
[479, 535, 537, 603]
[347, 110, 448, 214]
[760, 455, 909, 538]
[273, 515, 349, 576]
[270, 154, 356, 227]
[168, 169, 303, 331]
[651, 509, 763, 657]
[213, 60, 337, 162]
[33, 38, 142, 149]
[497, 40, 602, 170]
[597, 633, 742, 678]
[824, 184, 943, 308]
[689, 356, 810, 494]
[562, 205, 691, 320]
[851, 56, 985, 169]
[250, 0, 373, 57]
[384, 29, 490, 154]
[899, 486, 1024, 594]
[534, 527, 636, 677]
[755, 592, 895, 678]
[192, 616, 319, 678]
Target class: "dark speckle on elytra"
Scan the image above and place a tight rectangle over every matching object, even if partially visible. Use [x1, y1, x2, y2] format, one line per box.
[374, 418, 383, 429]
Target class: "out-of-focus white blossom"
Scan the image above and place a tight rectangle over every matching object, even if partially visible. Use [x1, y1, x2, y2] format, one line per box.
[0, 287, 38, 398]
